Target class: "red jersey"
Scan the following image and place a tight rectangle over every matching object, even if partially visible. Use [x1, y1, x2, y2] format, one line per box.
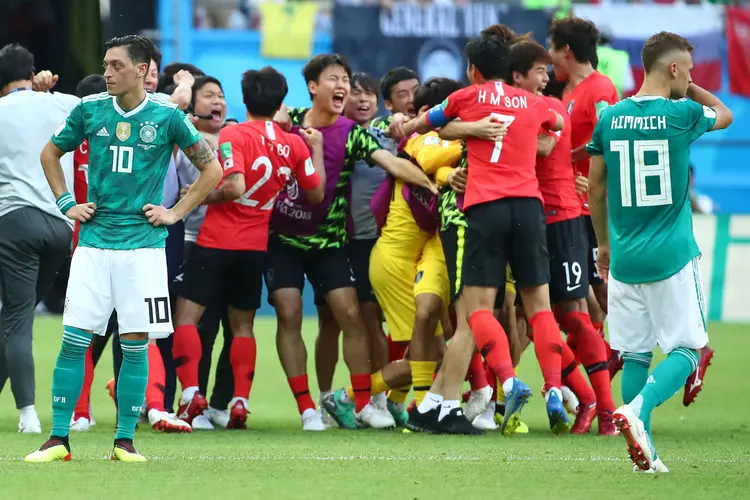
[72, 140, 89, 249]
[563, 71, 618, 214]
[197, 121, 320, 251]
[427, 82, 558, 209]
[536, 97, 581, 224]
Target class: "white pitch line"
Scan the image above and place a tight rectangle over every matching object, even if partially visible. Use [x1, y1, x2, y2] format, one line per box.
[1, 455, 749, 464]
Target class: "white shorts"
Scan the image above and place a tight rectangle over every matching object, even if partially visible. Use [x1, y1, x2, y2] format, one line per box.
[608, 257, 708, 354]
[63, 247, 173, 339]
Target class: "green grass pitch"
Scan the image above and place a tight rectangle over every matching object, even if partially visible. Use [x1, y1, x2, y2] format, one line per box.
[1, 316, 749, 499]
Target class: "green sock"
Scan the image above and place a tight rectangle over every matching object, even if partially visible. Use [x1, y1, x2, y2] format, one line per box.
[51, 327, 93, 438]
[630, 347, 698, 446]
[621, 352, 653, 404]
[116, 339, 149, 440]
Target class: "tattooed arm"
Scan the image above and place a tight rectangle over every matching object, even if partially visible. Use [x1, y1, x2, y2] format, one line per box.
[170, 137, 223, 220]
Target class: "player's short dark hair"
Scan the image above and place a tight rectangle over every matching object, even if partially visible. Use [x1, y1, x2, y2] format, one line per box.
[242, 66, 288, 117]
[351, 72, 380, 99]
[465, 34, 511, 81]
[641, 31, 693, 74]
[542, 70, 566, 101]
[481, 24, 530, 45]
[548, 17, 599, 64]
[0, 44, 34, 89]
[507, 40, 552, 82]
[103, 35, 155, 66]
[152, 47, 163, 73]
[302, 54, 352, 100]
[380, 66, 419, 101]
[413, 78, 465, 112]
[76, 74, 107, 98]
[192, 76, 223, 100]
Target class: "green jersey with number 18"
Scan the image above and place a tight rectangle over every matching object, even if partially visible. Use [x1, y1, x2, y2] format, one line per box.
[586, 96, 717, 284]
[52, 92, 201, 250]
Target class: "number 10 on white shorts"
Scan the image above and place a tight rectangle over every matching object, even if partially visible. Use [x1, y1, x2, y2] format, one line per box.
[63, 247, 173, 338]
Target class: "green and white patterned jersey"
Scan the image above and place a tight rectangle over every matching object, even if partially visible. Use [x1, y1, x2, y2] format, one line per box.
[52, 92, 200, 249]
[586, 95, 717, 284]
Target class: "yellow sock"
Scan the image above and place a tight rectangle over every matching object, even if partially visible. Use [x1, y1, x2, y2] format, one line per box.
[497, 377, 505, 403]
[410, 360, 437, 406]
[387, 386, 410, 404]
[371, 371, 390, 395]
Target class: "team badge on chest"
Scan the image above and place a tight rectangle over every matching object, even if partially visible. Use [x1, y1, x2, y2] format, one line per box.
[116, 122, 131, 141]
[139, 121, 158, 143]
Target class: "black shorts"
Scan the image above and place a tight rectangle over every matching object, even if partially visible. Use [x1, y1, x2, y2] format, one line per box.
[462, 198, 550, 291]
[583, 215, 604, 286]
[547, 216, 590, 303]
[441, 224, 507, 310]
[265, 235, 355, 302]
[180, 244, 265, 311]
[347, 238, 377, 303]
[313, 238, 377, 306]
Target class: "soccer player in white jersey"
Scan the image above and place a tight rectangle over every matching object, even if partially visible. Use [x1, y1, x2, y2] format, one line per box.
[586, 32, 732, 473]
[25, 35, 222, 463]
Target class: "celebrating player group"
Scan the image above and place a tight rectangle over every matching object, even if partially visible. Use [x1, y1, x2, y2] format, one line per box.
[24, 15, 731, 475]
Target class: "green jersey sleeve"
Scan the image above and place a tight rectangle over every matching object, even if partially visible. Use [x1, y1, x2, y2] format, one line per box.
[347, 124, 382, 163]
[51, 103, 86, 152]
[684, 99, 717, 143]
[169, 109, 202, 150]
[288, 107, 309, 126]
[586, 110, 607, 157]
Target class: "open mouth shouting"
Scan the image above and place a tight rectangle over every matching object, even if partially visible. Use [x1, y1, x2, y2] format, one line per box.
[332, 90, 347, 111]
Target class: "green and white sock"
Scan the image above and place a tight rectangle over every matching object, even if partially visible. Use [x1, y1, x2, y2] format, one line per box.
[622, 352, 653, 404]
[116, 339, 149, 440]
[629, 347, 698, 455]
[51, 327, 93, 438]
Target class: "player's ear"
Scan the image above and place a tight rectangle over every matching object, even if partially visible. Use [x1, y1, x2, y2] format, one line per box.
[307, 80, 317, 100]
[384, 100, 394, 113]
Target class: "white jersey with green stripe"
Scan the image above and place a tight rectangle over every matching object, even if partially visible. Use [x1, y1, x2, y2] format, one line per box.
[51, 92, 201, 250]
[586, 95, 716, 284]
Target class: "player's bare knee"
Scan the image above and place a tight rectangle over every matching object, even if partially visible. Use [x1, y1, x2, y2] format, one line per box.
[518, 285, 552, 318]
[121, 332, 147, 341]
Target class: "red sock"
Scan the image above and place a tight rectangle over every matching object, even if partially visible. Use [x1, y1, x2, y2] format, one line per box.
[466, 352, 488, 391]
[172, 324, 202, 389]
[561, 341, 596, 406]
[350, 373, 371, 413]
[468, 310, 514, 383]
[387, 335, 407, 362]
[528, 310, 563, 392]
[146, 344, 166, 412]
[288, 374, 316, 415]
[74, 346, 94, 420]
[230, 337, 257, 399]
[559, 311, 615, 413]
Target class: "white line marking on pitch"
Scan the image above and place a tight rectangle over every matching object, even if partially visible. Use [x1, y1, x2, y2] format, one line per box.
[1, 455, 749, 464]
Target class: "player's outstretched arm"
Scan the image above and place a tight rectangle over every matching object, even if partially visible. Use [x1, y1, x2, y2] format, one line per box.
[40, 140, 96, 222]
[171, 137, 223, 218]
[202, 173, 245, 205]
[537, 134, 556, 157]
[370, 150, 438, 194]
[588, 155, 610, 279]
[687, 83, 733, 131]
[438, 117, 507, 142]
